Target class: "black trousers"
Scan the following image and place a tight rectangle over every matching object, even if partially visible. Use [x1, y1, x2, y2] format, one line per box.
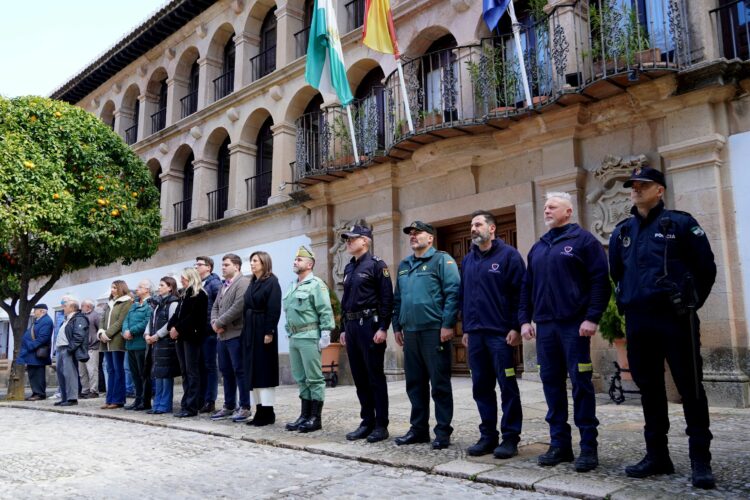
[345, 317, 389, 428]
[176, 340, 203, 414]
[626, 310, 712, 461]
[127, 349, 151, 407]
[404, 329, 453, 439]
[27, 365, 47, 397]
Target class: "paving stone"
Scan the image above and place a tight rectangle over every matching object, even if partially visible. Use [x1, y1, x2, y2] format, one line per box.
[432, 459, 497, 479]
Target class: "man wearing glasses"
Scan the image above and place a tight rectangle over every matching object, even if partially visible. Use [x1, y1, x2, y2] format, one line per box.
[194, 256, 222, 414]
[339, 225, 394, 443]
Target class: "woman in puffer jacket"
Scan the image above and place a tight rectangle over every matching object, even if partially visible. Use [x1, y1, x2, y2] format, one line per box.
[145, 276, 180, 414]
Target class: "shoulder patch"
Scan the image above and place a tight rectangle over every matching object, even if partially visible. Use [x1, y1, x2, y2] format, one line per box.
[690, 225, 706, 237]
[383, 268, 390, 278]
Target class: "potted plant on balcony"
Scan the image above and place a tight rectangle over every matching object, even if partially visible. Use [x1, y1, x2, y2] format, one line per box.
[599, 279, 630, 379]
[466, 43, 520, 115]
[321, 284, 343, 387]
[419, 108, 444, 128]
[588, 0, 657, 76]
[331, 113, 365, 167]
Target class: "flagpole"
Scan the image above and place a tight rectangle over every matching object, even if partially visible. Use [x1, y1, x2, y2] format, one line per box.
[396, 59, 414, 133]
[345, 104, 361, 166]
[508, 1, 533, 108]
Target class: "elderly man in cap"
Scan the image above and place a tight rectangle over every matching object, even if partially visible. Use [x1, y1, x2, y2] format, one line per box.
[393, 221, 461, 449]
[283, 246, 335, 433]
[340, 225, 394, 443]
[17, 304, 54, 400]
[609, 166, 717, 489]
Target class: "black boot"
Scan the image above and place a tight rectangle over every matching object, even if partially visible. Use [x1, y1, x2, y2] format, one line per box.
[298, 400, 323, 433]
[256, 406, 275, 426]
[286, 399, 311, 431]
[247, 405, 262, 426]
[691, 460, 716, 489]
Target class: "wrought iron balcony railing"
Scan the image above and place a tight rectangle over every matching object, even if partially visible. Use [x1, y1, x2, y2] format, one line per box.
[250, 46, 277, 81]
[213, 70, 235, 101]
[180, 91, 198, 118]
[124, 124, 138, 145]
[207, 186, 228, 222]
[151, 108, 167, 134]
[294, 26, 310, 59]
[173, 198, 191, 231]
[245, 171, 273, 210]
[710, 0, 750, 60]
[292, 0, 692, 185]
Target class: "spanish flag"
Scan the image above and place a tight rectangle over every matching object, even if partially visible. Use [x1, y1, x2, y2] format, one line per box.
[362, 0, 400, 58]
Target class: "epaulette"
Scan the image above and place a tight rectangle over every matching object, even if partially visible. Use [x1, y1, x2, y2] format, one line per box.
[668, 209, 693, 218]
[371, 255, 382, 262]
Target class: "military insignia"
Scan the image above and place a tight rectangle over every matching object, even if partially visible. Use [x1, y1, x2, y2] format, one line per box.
[421, 265, 428, 271]
[622, 236, 631, 247]
[691, 226, 705, 237]
[383, 268, 390, 278]
[634, 167, 642, 175]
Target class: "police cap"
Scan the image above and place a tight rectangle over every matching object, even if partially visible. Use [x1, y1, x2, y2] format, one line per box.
[341, 225, 373, 240]
[623, 166, 667, 189]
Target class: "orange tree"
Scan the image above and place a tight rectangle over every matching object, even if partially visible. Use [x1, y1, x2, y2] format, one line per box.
[0, 96, 161, 399]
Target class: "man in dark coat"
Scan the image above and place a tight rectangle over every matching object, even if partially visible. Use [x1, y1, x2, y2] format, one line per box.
[196, 256, 222, 414]
[55, 296, 90, 406]
[17, 304, 54, 400]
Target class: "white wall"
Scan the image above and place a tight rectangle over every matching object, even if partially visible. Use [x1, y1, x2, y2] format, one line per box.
[3, 234, 312, 360]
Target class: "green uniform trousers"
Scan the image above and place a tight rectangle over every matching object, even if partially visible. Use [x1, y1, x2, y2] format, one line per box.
[289, 336, 325, 401]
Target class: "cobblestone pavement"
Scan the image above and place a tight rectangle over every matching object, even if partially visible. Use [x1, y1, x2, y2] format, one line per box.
[3, 377, 750, 499]
[0, 408, 567, 500]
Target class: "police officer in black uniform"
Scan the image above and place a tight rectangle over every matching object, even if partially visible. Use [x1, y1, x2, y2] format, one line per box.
[609, 167, 717, 489]
[340, 225, 394, 443]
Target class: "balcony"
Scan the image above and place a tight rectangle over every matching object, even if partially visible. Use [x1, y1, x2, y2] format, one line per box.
[245, 171, 272, 210]
[151, 108, 166, 134]
[207, 186, 228, 222]
[293, 0, 692, 185]
[345, 0, 365, 32]
[710, 1, 750, 60]
[250, 46, 276, 81]
[125, 125, 138, 145]
[173, 198, 191, 232]
[213, 70, 234, 101]
[294, 26, 310, 59]
[180, 91, 198, 118]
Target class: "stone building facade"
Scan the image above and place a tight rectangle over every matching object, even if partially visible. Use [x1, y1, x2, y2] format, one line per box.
[2, 0, 749, 407]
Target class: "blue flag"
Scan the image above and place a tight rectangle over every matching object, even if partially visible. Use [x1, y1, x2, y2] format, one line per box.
[483, 0, 511, 31]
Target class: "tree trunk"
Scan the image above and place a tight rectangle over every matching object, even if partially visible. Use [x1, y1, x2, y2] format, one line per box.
[5, 316, 30, 400]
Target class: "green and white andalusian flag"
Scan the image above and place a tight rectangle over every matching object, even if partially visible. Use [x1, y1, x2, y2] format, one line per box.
[305, 0, 353, 106]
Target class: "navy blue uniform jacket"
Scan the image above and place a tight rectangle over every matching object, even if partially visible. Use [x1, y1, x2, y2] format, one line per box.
[609, 201, 716, 312]
[342, 252, 394, 331]
[518, 223, 610, 325]
[460, 238, 525, 335]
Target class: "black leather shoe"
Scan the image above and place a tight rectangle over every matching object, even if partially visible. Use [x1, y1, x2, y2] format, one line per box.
[199, 401, 216, 414]
[174, 410, 197, 418]
[467, 437, 498, 457]
[432, 437, 451, 450]
[625, 455, 675, 478]
[538, 446, 575, 466]
[146, 409, 156, 414]
[346, 425, 374, 441]
[394, 430, 430, 446]
[493, 440, 518, 459]
[575, 448, 598, 472]
[366, 427, 389, 443]
[54, 401, 63, 406]
[691, 460, 716, 489]
[133, 404, 147, 411]
[124, 403, 138, 410]
[59, 400, 78, 407]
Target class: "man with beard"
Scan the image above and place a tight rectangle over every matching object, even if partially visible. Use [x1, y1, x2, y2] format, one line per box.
[519, 192, 610, 472]
[460, 210, 526, 459]
[393, 221, 460, 450]
[283, 246, 335, 433]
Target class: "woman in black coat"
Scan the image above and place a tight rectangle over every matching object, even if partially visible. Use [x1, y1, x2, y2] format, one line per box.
[145, 276, 180, 414]
[243, 251, 282, 426]
[168, 267, 208, 417]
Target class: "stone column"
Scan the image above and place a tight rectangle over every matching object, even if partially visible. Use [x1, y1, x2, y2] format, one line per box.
[275, 0, 305, 68]
[159, 169, 184, 235]
[113, 109, 133, 139]
[138, 94, 154, 141]
[234, 32, 261, 87]
[659, 133, 750, 407]
[226, 142, 257, 217]
[188, 158, 218, 229]
[166, 76, 188, 125]
[197, 56, 223, 109]
[268, 121, 297, 205]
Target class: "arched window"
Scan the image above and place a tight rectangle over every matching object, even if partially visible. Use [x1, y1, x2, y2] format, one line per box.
[294, 0, 315, 58]
[211, 137, 231, 220]
[252, 8, 277, 80]
[152, 79, 168, 133]
[297, 94, 324, 173]
[126, 100, 140, 145]
[154, 166, 162, 194]
[355, 67, 386, 154]
[346, 0, 365, 32]
[182, 61, 199, 118]
[176, 152, 194, 231]
[215, 37, 235, 100]
[251, 118, 274, 209]
[419, 35, 458, 122]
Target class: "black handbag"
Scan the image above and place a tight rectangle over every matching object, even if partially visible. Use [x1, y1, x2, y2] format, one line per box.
[35, 344, 50, 359]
